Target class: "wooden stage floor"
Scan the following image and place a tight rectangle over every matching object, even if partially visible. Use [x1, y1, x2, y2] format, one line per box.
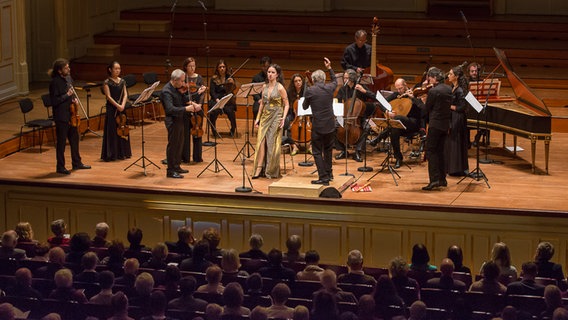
[1, 114, 567, 214]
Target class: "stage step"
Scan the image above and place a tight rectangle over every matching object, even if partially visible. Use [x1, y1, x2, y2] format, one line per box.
[86, 44, 121, 57]
[269, 175, 354, 198]
[113, 20, 171, 32]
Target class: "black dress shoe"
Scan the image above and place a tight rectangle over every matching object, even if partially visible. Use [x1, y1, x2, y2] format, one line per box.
[394, 158, 402, 169]
[422, 181, 440, 191]
[73, 164, 91, 170]
[176, 168, 189, 174]
[161, 159, 168, 165]
[439, 179, 448, 187]
[311, 179, 330, 186]
[167, 172, 184, 179]
[57, 168, 71, 175]
[352, 152, 363, 162]
[335, 151, 348, 160]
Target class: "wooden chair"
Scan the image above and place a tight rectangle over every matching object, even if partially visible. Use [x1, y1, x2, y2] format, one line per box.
[18, 98, 54, 153]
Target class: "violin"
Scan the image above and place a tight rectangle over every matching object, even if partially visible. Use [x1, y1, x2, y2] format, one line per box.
[412, 83, 434, 96]
[116, 112, 130, 140]
[69, 101, 81, 127]
[191, 111, 204, 138]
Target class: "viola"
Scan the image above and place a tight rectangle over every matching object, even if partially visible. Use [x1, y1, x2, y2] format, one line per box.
[115, 112, 130, 140]
[412, 84, 434, 96]
[191, 111, 204, 137]
[69, 101, 81, 127]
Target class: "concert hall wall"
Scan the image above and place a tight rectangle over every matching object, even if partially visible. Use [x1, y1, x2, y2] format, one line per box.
[2, 180, 568, 273]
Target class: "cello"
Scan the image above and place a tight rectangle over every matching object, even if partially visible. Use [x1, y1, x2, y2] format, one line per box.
[336, 74, 366, 146]
[290, 71, 313, 144]
[366, 17, 394, 92]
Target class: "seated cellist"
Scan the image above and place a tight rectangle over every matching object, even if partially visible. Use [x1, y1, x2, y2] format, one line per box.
[335, 69, 377, 162]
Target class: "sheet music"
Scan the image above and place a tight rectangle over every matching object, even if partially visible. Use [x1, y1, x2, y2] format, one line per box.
[375, 91, 392, 111]
[297, 97, 344, 117]
[465, 91, 484, 113]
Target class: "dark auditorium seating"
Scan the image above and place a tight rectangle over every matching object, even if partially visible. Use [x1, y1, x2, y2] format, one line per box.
[399, 286, 420, 306]
[243, 294, 271, 309]
[319, 263, 348, 276]
[362, 266, 389, 281]
[506, 294, 547, 317]
[464, 291, 506, 315]
[291, 280, 322, 299]
[337, 283, 374, 299]
[167, 309, 205, 320]
[420, 287, 463, 311]
[194, 291, 225, 305]
[239, 258, 268, 274]
[452, 271, 473, 289]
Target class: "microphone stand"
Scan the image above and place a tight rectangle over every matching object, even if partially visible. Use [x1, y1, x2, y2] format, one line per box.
[165, 0, 177, 78]
[200, 1, 215, 147]
[460, 10, 476, 63]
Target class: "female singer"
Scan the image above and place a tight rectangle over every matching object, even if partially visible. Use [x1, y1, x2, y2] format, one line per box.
[182, 57, 207, 163]
[284, 73, 304, 155]
[252, 64, 290, 179]
[209, 59, 237, 137]
[101, 61, 132, 162]
[445, 65, 469, 176]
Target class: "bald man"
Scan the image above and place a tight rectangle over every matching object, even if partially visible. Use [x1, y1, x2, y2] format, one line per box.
[424, 258, 466, 292]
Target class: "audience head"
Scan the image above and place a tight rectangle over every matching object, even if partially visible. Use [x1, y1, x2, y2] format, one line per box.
[293, 305, 310, 320]
[41, 314, 61, 320]
[107, 239, 125, 259]
[286, 235, 302, 253]
[221, 248, 241, 272]
[81, 251, 99, 270]
[149, 291, 167, 316]
[389, 256, 409, 278]
[111, 291, 129, 315]
[535, 241, 555, 262]
[179, 276, 198, 297]
[127, 227, 143, 247]
[134, 272, 155, 296]
[0, 303, 15, 320]
[358, 294, 376, 318]
[409, 301, 427, 320]
[205, 303, 223, 320]
[1, 231, 17, 249]
[223, 282, 244, 309]
[205, 265, 223, 285]
[312, 290, 338, 318]
[447, 245, 465, 269]
[246, 273, 263, 292]
[250, 306, 268, 320]
[15, 222, 34, 241]
[374, 275, 398, 300]
[304, 250, 320, 265]
[553, 307, 568, 320]
[440, 258, 455, 276]
[249, 234, 264, 250]
[544, 285, 562, 309]
[48, 247, 66, 265]
[151, 242, 168, 261]
[165, 264, 181, 284]
[99, 270, 115, 290]
[320, 269, 337, 289]
[481, 261, 500, 281]
[70, 232, 91, 252]
[95, 222, 109, 239]
[346, 249, 364, 271]
[177, 226, 194, 244]
[491, 242, 512, 268]
[411, 243, 431, 266]
[54, 268, 73, 288]
[521, 261, 538, 279]
[123, 257, 140, 275]
[202, 227, 221, 250]
[193, 239, 210, 260]
[271, 283, 291, 304]
[267, 248, 283, 266]
[501, 306, 517, 320]
[50, 219, 67, 237]
[15, 267, 33, 287]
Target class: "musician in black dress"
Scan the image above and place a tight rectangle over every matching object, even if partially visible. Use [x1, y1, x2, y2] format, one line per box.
[335, 69, 377, 162]
[445, 66, 470, 176]
[182, 57, 206, 163]
[341, 30, 371, 73]
[303, 58, 337, 186]
[252, 56, 272, 122]
[101, 61, 132, 162]
[370, 78, 425, 168]
[48, 58, 91, 174]
[422, 67, 452, 190]
[284, 73, 304, 155]
[209, 59, 237, 137]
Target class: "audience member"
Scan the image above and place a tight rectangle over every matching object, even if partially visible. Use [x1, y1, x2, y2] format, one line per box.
[485, 242, 518, 282]
[293, 305, 310, 320]
[65, 232, 91, 266]
[0, 230, 27, 260]
[75, 251, 100, 283]
[140, 291, 171, 320]
[540, 285, 563, 320]
[115, 258, 140, 295]
[47, 219, 70, 248]
[221, 248, 249, 279]
[49, 268, 88, 303]
[89, 270, 115, 305]
[315, 269, 357, 303]
[424, 258, 466, 292]
[40, 313, 61, 320]
[297, 250, 324, 281]
[15, 221, 39, 257]
[266, 283, 294, 319]
[109, 291, 134, 320]
[126, 227, 150, 252]
[222, 282, 251, 316]
[0, 303, 15, 320]
[168, 276, 208, 312]
[553, 307, 568, 320]
[501, 305, 518, 320]
[506, 261, 545, 296]
[5, 267, 42, 299]
[409, 300, 428, 320]
[250, 306, 269, 320]
[34, 246, 66, 279]
[179, 239, 214, 272]
[166, 225, 194, 257]
[206, 303, 224, 320]
[245, 273, 264, 296]
[534, 241, 566, 290]
[410, 243, 437, 272]
[311, 290, 340, 320]
[258, 248, 296, 283]
[389, 256, 420, 302]
[373, 275, 405, 319]
[202, 227, 223, 259]
[470, 260, 507, 294]
[447, 245, 472, 274]
[338, 249, 377, 286]
[161, 264, 182, 301]
[284, 235, 305, 263]
[141, 242, 169, 270]
[129, 272, 155, 313]
[101, 239, 126, 276]
[239, 234, 268, 260]
[358, 294, 380, 320]
[92, 222, 111, 248]
[197, 265, 225, 294]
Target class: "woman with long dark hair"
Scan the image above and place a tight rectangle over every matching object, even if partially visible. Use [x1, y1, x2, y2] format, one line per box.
[209, 59, 237, 137]
[445, 65, 469, 176]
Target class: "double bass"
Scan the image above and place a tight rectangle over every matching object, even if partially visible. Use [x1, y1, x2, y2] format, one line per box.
[366, 17, 394, 92]
[336, 74, 366, 146]
[290, 71, 313, 144]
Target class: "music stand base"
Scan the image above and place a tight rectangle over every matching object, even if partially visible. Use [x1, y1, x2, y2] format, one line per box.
[235, 186, 252, 193]
[458, 168, 491, 188]
[81, 127, 101, 139]
[358, 166, 373, 172]
[298, 161, 314, 167]
[340, 172, 355, 177]
[124, 156, 160, 176]
[203, 141, 216, 146]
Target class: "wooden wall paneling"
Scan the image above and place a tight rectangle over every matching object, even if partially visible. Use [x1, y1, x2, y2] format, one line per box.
[369, 228, 404, 268]
[249, 220, 281, 253]
[346, 226, 365, 259]
[193, 219, 222, 242]
[72, 208, 107, 239]
[432, 232, 467, 267]
[227, 219, 245, 252]
[310, 224, 342, 264]
[286, 223, 305, 248]
[497, 235, 537, 270]
[471, 233, 492, 275]
[408, 230, 428, 259]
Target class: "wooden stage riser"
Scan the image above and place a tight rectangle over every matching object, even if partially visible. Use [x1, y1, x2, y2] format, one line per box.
[3, 183, 568, 273]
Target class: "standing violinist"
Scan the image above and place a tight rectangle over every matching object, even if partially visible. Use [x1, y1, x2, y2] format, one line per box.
[49, 58, 91, 175]
[369, 78, 425, 169]
[101, 61, 132, 162]
[182, 57, 206, 163]
[209, 59, 237, 137]
[284, 73, 304, 156]
[335, 69, 377, 162]
[341, 30, 371, 73]
[252, 56, 272, 123]
[161, 69, 201, 179]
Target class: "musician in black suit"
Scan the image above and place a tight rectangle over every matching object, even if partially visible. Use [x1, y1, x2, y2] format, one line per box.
[161, 69, 201, 178]
[422, 67, 452, 190]
[303, 58, 337, 186]
[49, 58, 91, 174]
[341, 30, 371, 73]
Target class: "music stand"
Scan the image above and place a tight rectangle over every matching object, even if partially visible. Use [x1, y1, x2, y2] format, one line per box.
[198, 93, 233, 178]
[124, 81, 160, 176]
[296, 97, 315, 167]
[75, 81, 102, 139]
[233, 82, 264, 161]
[367, 118, 406, 186]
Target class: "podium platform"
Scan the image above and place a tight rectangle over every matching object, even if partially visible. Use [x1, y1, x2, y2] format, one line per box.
[268, 175, 354, 198]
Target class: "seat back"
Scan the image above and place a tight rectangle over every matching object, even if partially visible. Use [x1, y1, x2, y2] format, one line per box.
[464, 291, 505, 315]
[337, 283, 374, 299]
[194, 291, 225, 305]
[506, 294, 547, 317]
[41, 94, 53, 119]
[453, 272, 473, 289]
[19, 98, 34, 123]
[292, 280, 322, 299]
[420, 287, 462, 311]
[239, 258, 268, 274]
[362, 266, 389, 281]
[123, 74, 137, 88]
[143, 72, 159, 85]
